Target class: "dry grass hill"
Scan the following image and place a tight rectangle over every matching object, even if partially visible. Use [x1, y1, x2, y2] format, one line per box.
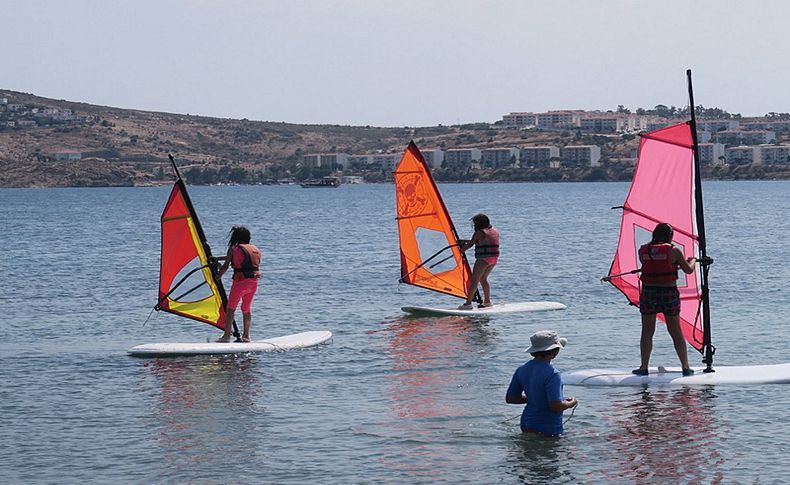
[1, 89, 788, 187]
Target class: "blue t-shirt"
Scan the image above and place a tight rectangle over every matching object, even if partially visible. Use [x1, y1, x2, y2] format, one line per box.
[506, 359, 565, 436]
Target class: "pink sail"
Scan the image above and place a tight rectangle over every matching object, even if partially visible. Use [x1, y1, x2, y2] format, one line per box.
[608, 122, 705, 352]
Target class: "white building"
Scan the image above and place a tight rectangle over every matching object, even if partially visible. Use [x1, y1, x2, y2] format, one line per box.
[502, 112, 537, 127]
[725, 146, 757, 165]
[303, 153, 350, 169]
[519, 146, 559, 167]
[481, 148, 519, 168]
[698, 120, 740, 132]
[371, 153, 401, 171]
[348, 154, 373, 167]
[758, 145, 790, 164]
[560, 145, 601, 167]
[444, 148, 481, 168]
[715, 130, 776, 146]
[741, 120, 790, 132]
[421, 149, 444, 169]
[579, 116, 620, 133]
[536, 111, 582, 129]
[698, 143, 726, 165]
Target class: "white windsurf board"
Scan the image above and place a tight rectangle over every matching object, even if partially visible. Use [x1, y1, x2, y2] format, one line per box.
[128, 330, 332, 357]
[563, 363, 790, 386]
[401, 301, 566, 316]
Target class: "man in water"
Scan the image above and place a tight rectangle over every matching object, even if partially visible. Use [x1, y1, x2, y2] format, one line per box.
[506, 330, 578, 437]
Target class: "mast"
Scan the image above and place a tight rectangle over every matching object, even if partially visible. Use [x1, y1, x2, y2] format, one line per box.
[686, 69, 715, 372]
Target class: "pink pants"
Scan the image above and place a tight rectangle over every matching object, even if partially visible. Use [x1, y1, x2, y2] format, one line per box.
[227, 278, 259, 313]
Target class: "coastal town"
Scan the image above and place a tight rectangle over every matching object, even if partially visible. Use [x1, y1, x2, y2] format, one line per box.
[303, 110, 790, 174]
[1, 90, 789, 187]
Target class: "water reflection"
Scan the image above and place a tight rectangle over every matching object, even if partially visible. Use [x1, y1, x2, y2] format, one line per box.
[507, 434, 576, 483]
[385, 316, 496, 418]
[604, 387, 725, 483]
[143, 355, 265, 475]
[373, 315, 497, 480]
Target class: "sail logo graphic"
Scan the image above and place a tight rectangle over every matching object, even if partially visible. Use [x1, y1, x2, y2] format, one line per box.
[396, 174, 429, 217]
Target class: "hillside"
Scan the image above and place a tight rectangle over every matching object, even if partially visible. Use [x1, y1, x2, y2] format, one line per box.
[1, 89, 789, 187]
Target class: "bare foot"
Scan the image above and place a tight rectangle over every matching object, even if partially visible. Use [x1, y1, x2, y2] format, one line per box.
[215, 335, 231, 343]
[480, 302, 494, 308]
[240, 336, 251, 343]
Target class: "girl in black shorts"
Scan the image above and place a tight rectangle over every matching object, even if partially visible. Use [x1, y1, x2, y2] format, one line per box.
[633, 223, 697, 377]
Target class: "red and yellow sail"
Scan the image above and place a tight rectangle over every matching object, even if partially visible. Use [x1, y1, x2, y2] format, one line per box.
[157, 179, 228, 329]
[394, 142, 472, 300]
[607, 122, 705, 351]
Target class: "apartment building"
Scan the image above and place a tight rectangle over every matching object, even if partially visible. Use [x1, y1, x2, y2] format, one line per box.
[698, 120, 740, 132]
[371, 153, 401, 171]
[519, 146, 559, 167]
[348, 154, 372, 165]
[725, 146, 757, 165]
[741, 120, 790, 132]
[303, 153, 350, 169]
[444, 148, 482, 168]
[502, 112, 537, 127]
[536, 111, 582, 129]
[560, 145, 601, 167]
[715, 130, 776, 146]
[421, 149, 445, 169]
[481, 148, 519, 168]
[698, 143, 726, 165]
[758, 145, 790, 164]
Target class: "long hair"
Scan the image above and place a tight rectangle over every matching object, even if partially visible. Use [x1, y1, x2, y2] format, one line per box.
[228, 225, 251, 249]
[471, 213, 491, 231]
[650, 223, 673, 244]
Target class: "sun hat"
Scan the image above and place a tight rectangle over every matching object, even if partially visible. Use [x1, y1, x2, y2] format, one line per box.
[525, 330, 568, 353]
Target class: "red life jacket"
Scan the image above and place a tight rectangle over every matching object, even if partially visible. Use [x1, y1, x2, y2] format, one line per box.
[638, 243, 678, 285]
[232, 244, 261, 280]
[474, 227, 500, 257]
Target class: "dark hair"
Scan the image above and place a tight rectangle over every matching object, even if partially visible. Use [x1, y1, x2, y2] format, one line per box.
[650, 223, 673, 244]
[228, 225, 251, 248]
[471, 213, 491, 231]
[530, 347, 560, 358]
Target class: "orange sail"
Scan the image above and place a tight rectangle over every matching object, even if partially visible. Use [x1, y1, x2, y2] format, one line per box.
[156, 177, 229, 330]
[394, 142, 474, 300]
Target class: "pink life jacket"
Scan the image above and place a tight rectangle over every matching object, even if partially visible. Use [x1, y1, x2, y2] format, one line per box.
[474, 227, 500, 258]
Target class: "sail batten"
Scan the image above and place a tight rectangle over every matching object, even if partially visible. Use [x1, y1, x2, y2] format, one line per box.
[607, 121, 706, 353]
[394, 142, 473, 300]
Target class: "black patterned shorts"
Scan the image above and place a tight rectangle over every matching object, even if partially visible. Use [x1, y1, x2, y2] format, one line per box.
[639, 286, 681, 316]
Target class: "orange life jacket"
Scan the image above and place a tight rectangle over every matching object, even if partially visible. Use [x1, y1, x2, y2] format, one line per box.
[639, 243, 678, 285]
[232, 244, 261, 280]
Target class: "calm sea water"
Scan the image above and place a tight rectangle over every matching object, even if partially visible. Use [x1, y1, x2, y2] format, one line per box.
[1, 181, 788, 483]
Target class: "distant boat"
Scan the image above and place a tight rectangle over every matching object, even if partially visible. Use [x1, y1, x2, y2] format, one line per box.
[300, 176, 341, 188]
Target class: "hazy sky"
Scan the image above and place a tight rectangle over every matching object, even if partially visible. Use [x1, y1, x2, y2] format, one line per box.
[5, 1, 790, 126]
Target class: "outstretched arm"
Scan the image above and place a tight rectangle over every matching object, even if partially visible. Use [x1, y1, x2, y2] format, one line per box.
[673, 248, 696, 274]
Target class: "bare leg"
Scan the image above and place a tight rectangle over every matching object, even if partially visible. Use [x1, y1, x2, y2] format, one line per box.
[463, 259, 489, 305]
[664, 314, 690, 369]
[638, 313, 657, 370]
[218, 309, 235, 341]
[479, 264, 495, 305]
[242, 312, 252, 341]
